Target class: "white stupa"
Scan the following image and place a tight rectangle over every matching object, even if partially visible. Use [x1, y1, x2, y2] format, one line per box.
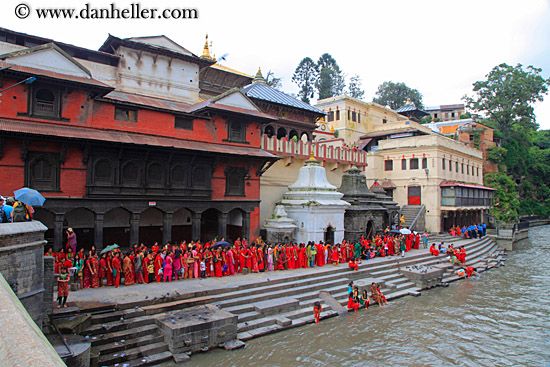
[279, 153, 350, 244]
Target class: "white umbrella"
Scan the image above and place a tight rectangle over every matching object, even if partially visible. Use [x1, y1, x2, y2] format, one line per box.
[400, 228, 412, 235]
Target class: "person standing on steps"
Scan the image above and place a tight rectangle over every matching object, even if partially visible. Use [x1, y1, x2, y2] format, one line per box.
[313, 301, 322, 323]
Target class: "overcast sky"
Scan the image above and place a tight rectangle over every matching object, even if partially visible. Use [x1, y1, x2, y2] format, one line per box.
[3, 0, 550, 129]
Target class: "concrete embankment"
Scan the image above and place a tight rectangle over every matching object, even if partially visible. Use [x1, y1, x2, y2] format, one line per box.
[54, 236, 503, 366]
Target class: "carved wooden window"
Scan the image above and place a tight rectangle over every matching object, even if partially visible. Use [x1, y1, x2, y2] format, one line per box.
[401, 159, 407, 170]
[171, 165, 189, 187]
[122, 161, 139, 185]
[227, 120, 246, 143]
[94, 158, 113, 184]
[225, 166, 246, 196]
[384, 160, 393, 171]
[25, 152, 60, 191]
[147, 162, 164, 185]
[32, 86, 60, 118]
[175, 116, 193, 130]
[335, 110, 340, 120]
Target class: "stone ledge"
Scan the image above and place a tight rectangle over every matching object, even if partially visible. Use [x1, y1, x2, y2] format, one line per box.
[0, 221, 48, 236]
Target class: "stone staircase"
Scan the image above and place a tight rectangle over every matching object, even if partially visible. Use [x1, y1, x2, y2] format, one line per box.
[75, 236, 502, 365]
[400, 205, 425, 230]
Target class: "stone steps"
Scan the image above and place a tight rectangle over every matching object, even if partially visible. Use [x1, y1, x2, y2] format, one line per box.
[91, 308, 145, 325]
[86, 315, 156, 336]
[122, 351, 173, 367]
[95, 333, 164, 356]
[98, 341, 169, 365]
[88, 324, 159, 347]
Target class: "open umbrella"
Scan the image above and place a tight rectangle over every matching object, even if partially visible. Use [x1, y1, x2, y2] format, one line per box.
[400, 228, 412, 235]
[100, 243, 119, 255]
[212, 241, 231, 249]
[14, 187, 46, 206]
[389, 229, 401, 234]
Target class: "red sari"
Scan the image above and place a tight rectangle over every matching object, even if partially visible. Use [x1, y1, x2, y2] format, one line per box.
[123, 256, 135, 285]
[90, 257, 100, 288]
[214, 254, 223, 277]
[83, 260, 92, 288]
[112, 256, 121, 287]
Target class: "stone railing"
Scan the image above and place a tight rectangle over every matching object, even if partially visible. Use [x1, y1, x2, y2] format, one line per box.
[261, 135, 368, 167]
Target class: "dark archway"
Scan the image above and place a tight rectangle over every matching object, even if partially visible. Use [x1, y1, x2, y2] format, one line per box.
[139, 207, 163, 246]
[33, 207, 55, 248]
[201, 208, 220, 242]
[64, 207, 95, 250]
[324, 225, 334, 245]
[264, 125, 275, 138]
[289, 130, 299, 141]
[227, 208, 243, 242]
[172, 207, 192, 243]
[366, 220, 374, 239]
[104, 207, 131, 247]
[277, 127, 287, 140]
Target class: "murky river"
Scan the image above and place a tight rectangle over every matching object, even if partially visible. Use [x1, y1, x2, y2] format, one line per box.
[186, 225, 550, 367]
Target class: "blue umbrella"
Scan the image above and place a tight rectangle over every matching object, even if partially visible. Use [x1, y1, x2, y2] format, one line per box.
[14, 187, 46, 206]
[212, 241, 231, 249]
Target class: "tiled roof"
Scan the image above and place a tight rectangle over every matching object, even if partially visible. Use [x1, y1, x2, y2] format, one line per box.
[381, 179, 396, 189]
[102, 91, 191, 113]
[440, 180, 496, 191]
[242, 82, 324, 115]
[0, 119, 278, 159]
[0, 61, 113, 91]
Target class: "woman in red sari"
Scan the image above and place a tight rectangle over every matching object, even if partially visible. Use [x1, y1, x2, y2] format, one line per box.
[99, 253, 108, 287]
[257, 246, 264, 272]
[414, 233, 420, 250]
[90, 254, 100, 288]
[299, 244, 307, 268]
[112, 252, 121, 287]
[213, 248, 223, 277]
[82, 254, 92, 289]
[287, 245, 295, 270]
[106, 252, 113, 286]
[123, 253, 135, 285]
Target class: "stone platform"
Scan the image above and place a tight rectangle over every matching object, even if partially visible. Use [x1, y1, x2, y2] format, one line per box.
[155, 304, 237, 355]
[400, 265, 444, 289]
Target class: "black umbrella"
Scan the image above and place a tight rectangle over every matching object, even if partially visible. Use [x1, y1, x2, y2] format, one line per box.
[212, 241, 231, 249]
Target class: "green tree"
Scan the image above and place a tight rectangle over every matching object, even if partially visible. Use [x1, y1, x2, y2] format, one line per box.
[465, 64, 549, 142]
[347, 74, 365, 99]
[315, 53, 345, 99]
[465, 63, 550, 221]
[373, 81, 424, 110]
[292, 57, 318, 103]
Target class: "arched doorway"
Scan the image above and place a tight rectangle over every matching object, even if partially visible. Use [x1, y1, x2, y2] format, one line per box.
[227, 208, 243, 242]
[264, 125, 275, 138]
[324, 225, 334, 245]
[301, 132, 309, 142]
[139, 207, 163, 246]
[103, 207, 131, 247]
[365, 220, 374, 239]
[201, 208, 219, 242]
[289, 130, 298, 141]
[277, 127, 287, 140]
[172, 207, 192, 243]
[33, 208, 55, 248]
[64, 207, 95, 250]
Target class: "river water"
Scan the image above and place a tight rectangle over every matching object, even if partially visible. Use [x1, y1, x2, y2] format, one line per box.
[187, 226, 550, 367]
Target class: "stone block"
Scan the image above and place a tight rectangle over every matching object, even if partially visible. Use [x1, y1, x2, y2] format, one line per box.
[253, 297, 299, 316]
[400, 266, 443, 290]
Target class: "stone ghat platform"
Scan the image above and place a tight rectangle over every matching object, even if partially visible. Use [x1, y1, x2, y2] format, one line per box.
[57, 236, 504, 366]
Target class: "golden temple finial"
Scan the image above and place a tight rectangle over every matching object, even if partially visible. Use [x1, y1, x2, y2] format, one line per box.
[306, 149, 317, 162]
[200, 33, 212, 60]
[253, 67, 266, 84]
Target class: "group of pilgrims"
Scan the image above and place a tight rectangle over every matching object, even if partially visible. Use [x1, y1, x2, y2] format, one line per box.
[46, 228, 431, 289]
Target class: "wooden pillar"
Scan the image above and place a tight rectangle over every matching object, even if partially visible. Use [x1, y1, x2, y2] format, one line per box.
[163, 213, 172, 245]
[218, 212, 227, 240]
[94, 213, 104, 250]
[130, 212, 140, 246]
[192, 212, 201, 242]
[242, 211, 250, 242]
[53, 213, 64, 251]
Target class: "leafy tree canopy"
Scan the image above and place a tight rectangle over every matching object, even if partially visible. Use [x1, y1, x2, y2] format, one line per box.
[373, 81, 423, 110]
[292, 57, 318, 103]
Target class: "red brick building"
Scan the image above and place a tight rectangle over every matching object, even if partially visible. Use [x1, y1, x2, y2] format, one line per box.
[0, 28, 277, 250]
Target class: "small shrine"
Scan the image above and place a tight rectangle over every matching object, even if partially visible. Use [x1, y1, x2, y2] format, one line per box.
[338, 168, 400, 241]
[264, 205, 297, 244]
[278, 153, 350, 244]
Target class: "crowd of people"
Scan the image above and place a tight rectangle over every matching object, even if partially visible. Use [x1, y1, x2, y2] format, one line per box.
[448, 223, 486, 238]
[346, 281, 388, 312]
[46, 227, 435, 291]
[0, 195, 34, 223]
